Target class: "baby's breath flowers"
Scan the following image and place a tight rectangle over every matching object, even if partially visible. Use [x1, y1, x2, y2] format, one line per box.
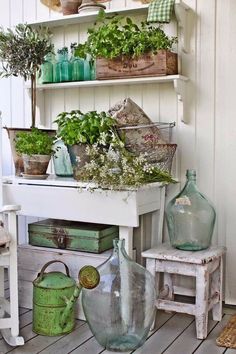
[74, 136, 176, 190]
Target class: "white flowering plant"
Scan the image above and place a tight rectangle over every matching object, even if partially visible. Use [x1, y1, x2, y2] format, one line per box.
[74, 134, 176, 190]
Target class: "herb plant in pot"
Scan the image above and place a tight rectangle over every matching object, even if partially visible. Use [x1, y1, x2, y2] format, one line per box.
[0, 24, 54, 175]
[54, 110, 116, 178]
[75, 12, 178, 80]
[15, 128, 55, 178]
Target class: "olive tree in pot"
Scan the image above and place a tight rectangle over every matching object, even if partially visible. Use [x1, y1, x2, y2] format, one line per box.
[15, 128, 55, 178]
[0, 24, 54, 175]
[54, 110, 116, 178]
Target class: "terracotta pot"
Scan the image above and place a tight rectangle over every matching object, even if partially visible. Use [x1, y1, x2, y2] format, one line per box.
[60, 0, 82, 15]
[22, 154, 51, 176]
[4, 128, 55, 176]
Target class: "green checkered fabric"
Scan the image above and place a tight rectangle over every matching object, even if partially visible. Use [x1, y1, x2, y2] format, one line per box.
[147, 0, 175, 23]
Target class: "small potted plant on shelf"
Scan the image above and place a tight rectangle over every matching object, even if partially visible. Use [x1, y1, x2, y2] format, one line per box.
[54, 109, 116, 176]
[75, 11, 178, 80]
[14, 128, 55, 178]
[0, 23, 54, 175]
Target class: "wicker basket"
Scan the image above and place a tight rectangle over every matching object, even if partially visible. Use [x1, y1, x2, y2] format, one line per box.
[118, 122, 177, 172]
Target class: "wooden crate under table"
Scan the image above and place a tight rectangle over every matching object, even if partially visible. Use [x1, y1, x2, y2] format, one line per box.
[28, 219, 118, 253]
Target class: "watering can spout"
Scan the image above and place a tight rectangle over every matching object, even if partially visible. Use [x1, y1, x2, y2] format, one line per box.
[60, 265, 100, 329]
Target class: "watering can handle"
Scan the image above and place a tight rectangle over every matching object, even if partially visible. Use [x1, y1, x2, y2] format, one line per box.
[37, 260, 70, 282]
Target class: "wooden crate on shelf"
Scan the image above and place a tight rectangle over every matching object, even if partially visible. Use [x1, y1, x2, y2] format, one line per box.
[18, 244, 112, 320]
[96, 50, 178, 80]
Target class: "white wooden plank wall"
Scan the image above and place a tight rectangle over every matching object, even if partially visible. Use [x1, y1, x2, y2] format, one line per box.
[1, 0, 236, 304]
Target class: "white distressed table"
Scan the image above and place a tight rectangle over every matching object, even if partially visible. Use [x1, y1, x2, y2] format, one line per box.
[2, 175, 166, 258]
[142, 243, 226, 339]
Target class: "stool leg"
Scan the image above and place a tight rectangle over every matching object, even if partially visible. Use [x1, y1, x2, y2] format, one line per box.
[195, 266, 209, 339]
[212, 256, 223, 321]
[0, 267, 4, 318]
[163, 273, 174, 300]
[146, 259, 158, 331]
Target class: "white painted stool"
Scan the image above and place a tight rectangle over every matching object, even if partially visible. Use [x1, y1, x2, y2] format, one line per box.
[142, 243, 226, 339]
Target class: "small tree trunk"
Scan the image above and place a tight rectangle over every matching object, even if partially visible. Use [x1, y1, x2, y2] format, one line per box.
[31, 72, 37, 128]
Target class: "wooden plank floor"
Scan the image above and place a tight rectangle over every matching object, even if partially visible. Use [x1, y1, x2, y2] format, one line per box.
[1, 282, 236, 353]
[1, 309, 235, 354]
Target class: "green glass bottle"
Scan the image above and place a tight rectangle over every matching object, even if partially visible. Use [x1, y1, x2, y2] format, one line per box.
[54, 48, 72, 83]
[54, 52, 64, 83]
[41, 53, 53, 83]
[83, 54, 91, 81]
[166, 169, 216, 251]
[53, 139, 73, 177]
[61, 48, 72, 82]
[70, 45, 84, 81]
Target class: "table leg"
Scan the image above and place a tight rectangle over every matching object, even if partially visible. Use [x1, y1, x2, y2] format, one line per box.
[119, 226, 133, 259]
[151, 186, 166, 246]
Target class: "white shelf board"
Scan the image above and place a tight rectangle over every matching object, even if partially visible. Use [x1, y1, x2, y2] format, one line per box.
[29, 5, 149, 27]
[28, 1, 189, 28]
[27, 75, 188, 90]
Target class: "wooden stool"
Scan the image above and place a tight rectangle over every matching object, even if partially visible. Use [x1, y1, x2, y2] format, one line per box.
[142, 243, 226, 339]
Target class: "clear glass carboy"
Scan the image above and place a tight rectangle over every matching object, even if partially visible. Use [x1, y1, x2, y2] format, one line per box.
[166, 169, 216, 251]
[82, 239, 156, 352]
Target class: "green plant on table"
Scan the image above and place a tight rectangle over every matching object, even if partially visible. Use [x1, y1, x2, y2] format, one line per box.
[75, 136, 176, 190]
[0, 24, 53, 128]
[54, 110, 116, 146]
[15, 128, 55, 155]
[75, 10, 177, 60]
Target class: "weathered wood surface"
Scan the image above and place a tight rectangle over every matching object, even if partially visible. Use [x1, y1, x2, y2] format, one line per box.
[143, 244, 226, 339]
[142, 243, 226, 264]
[96, 51, 178, 80]
[0, 287, 235, 354]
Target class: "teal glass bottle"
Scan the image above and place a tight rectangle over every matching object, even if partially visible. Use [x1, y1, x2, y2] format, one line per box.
[83, 54, 91, 81]
[71, 47, 84, 81]
[54, 52, 63, 83]
[53, 139, 73, 177]
[61, 48, 72, 82]
[41, 53, 53, 83]
[82, 239, 156, 351]
[54, 48, 72, 83]
[166, 169, 216, 251]
[90, 59, 96, 80]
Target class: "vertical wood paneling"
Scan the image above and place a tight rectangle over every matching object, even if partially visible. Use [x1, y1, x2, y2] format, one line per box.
[195, 0, 216, 200]
[215, 0, 236, 304]
[0, 0, 11, 175]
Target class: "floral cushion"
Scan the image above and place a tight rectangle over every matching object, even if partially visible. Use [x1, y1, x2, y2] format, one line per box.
[108, 98, 166, 156]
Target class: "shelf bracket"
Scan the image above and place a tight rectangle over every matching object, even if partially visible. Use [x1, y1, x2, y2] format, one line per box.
[175, 1, 190, 53]
[174, 78, 187, 123]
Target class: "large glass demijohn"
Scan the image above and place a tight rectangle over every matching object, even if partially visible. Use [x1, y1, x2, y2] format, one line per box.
[166, 169, 216, 251]
[82, 239, 156, 352]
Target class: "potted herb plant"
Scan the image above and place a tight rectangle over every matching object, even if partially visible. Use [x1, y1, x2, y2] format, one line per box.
[15, 128, 55, 178]
[54, 109, 116, 176]
[75, 11, 178, 80]
[0, 23, 54, 175]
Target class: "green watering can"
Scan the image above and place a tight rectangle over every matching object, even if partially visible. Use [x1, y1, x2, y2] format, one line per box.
[32, 260, 100, 336]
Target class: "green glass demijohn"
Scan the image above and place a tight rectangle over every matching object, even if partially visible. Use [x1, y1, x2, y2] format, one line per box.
[53, 139, 73, 177]
[82, 239, 156, 352]
[166, 169, 216, 251]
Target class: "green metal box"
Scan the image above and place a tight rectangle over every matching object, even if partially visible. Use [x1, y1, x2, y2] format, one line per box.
[28, 219, 118, 253]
